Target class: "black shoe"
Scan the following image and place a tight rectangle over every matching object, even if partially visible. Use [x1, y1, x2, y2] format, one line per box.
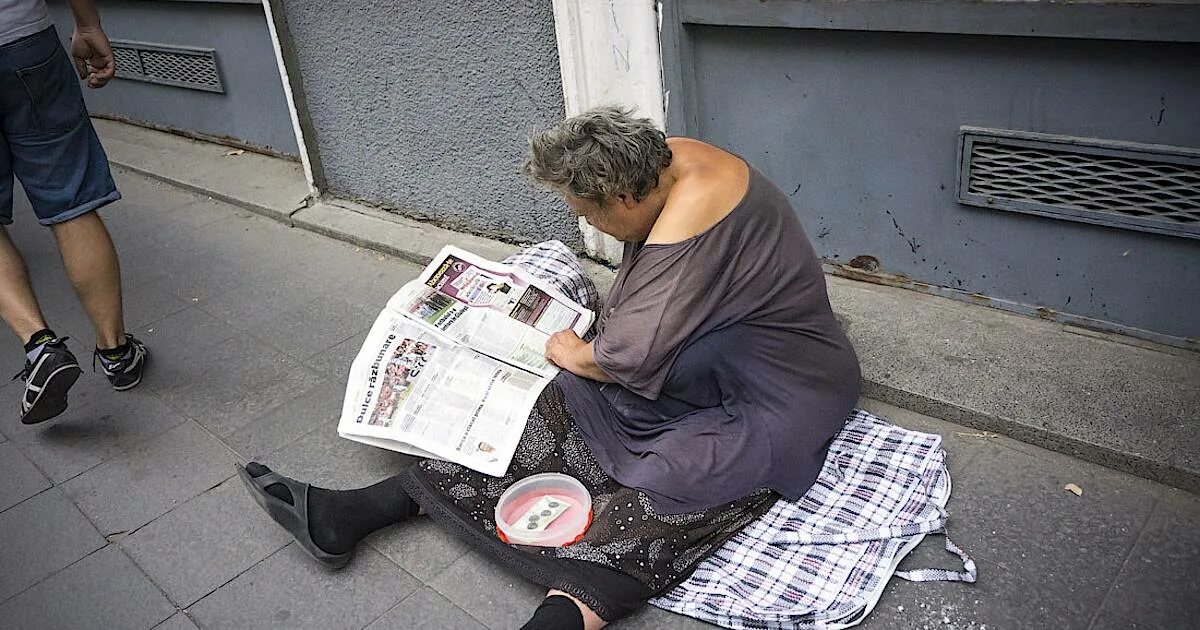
[95, 334, 149, 391]
[15, 337, 82, 425]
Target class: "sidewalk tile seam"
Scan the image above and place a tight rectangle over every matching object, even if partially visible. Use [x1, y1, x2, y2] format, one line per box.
[1084, 490, 1167, 630]
[193, 304, 348, 364]
[111, 542, 183, 623]
[301, 326, 372, 366]
[0, 541, 112, 608]
[120, 531, 291, 610]
[2, 385, 199, 488]
[0, 484, 57, 519]
[358, 586, 430, 630]
[248, 421, 325, 464]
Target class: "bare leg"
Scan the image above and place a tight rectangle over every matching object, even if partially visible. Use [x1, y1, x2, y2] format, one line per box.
[0, 226, 49, 343]
[546, 590, 607, 630]
[50, 212, 125, 349]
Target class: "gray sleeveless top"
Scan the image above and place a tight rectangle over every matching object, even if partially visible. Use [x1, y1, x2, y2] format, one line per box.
[557, 165, 861, 514]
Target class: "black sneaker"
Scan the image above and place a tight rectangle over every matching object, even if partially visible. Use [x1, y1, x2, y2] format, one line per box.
[95, 334, 149, 391]
[14, 337, 83, 425]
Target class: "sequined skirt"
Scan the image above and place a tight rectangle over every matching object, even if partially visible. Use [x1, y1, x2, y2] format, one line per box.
[398, 383, 777, 621]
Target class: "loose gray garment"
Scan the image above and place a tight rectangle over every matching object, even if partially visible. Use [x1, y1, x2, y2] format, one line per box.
[557, 165, 861, 514]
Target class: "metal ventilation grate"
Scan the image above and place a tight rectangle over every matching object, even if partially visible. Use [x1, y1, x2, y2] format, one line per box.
[110, 40, 223, 93]
[957, 128, 1200, 239]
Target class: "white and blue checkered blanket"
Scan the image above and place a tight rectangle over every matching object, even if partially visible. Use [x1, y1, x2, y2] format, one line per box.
[649, 409, 976, 629]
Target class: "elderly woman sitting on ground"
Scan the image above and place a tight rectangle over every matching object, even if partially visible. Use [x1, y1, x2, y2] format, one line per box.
[239, 106, 860, 629]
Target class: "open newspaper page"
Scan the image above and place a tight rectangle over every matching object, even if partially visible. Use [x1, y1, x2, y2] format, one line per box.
[338, 306, 549, 477]
[393, 246, 595, 379]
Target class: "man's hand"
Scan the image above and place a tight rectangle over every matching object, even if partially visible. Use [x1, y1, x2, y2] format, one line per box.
[545, 331, 615, 383]
[71, 27, 115, 89]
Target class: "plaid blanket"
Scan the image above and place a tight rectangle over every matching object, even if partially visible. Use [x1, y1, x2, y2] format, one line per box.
[650, 409, 976, 629]
[503, 240, 602, 335]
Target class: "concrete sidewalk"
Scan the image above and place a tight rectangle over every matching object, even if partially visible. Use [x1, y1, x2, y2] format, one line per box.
[0, 168, 1197, 629]
[93, 118, 1200, 495]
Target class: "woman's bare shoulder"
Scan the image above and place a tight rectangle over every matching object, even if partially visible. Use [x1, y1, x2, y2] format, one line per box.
[647, 141, 750, 245]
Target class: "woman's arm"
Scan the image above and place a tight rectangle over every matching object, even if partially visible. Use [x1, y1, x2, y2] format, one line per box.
[545, 331, 616, 383]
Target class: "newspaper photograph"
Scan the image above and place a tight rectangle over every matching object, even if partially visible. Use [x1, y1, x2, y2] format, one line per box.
[338, 245, 594, 477]
[395, 246, 594, 378]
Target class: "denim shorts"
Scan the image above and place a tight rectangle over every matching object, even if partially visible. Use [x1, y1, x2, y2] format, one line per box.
[0, 26, 120, 226]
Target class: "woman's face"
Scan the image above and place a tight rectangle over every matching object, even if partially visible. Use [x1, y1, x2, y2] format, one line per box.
[563, 194, 656, 242]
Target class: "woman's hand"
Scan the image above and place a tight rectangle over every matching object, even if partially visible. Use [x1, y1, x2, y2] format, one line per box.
[545, 331, 615, 383]
[545, 330, 586, 367]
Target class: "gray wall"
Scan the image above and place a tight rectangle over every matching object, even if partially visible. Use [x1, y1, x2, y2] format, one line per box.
[275, 1, 577, 247]
[669, 7, 1200, 341]
[49, 0, 298, 156]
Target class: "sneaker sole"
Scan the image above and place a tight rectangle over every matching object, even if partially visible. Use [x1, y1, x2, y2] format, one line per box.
[21, 364, 83, 425]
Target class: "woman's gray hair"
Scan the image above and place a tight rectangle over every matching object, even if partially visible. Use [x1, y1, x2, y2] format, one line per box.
[523, 106, 672, 204]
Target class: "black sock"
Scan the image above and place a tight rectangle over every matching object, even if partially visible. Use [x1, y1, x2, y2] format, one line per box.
[98, 338, 131, 361]
[245, 463, 419, 555]
[24, 329, 57, 354]
[520, 595, 585, 630]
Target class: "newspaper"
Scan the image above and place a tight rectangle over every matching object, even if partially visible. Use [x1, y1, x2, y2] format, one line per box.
[338, 246, 595, 476]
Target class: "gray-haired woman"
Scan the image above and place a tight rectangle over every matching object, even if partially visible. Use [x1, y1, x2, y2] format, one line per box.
[239, 107, 860, 629]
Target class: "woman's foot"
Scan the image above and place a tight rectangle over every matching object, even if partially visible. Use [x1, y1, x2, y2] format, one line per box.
[239, 462, 421, 568]
[238, 463, 353, 569]
[521, 591, 607, 630]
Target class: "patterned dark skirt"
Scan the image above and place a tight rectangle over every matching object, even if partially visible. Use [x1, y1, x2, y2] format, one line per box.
[398, 384, 777, 621]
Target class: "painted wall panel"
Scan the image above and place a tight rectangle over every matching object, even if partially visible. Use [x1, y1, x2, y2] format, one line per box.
[48, 0, 298, 155]
[689, 26, 1200, 340]
[275, 1, 578, 247]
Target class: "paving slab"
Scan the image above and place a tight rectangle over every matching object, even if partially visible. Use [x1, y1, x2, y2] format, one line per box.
[0, 489, 106, 603]
[1098, 488, 1200, 629]
[223, 380, 346, 461]
[304, 328, 370, 385]
[366, 516, 472, 583]
[365, 587, 488, 630]
[0, 442, 51, 512]
[0, 376, 190, 483]
[861, 554, 1090, 630]
[100, 178, 238, 253]
[620, 605, 717, 629]
[147, 333, 327, 439]
[187, 543, 418, 630]
[205, 286, 378, 361]
[0, 545, 175, 630]
[61, 420, 237, 535]
[937, 435, 1161, 617]
[1089, 611, 1153, 630]
[121, 477, 293, 607]
[427, 551, 547, 630]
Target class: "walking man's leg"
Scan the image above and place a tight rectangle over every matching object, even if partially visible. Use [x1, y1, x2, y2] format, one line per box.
[1, 223, 82, 425]
[0, 226, 49, 343]
[51, 210, 148, 390]
[51, 211, 125, 349]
